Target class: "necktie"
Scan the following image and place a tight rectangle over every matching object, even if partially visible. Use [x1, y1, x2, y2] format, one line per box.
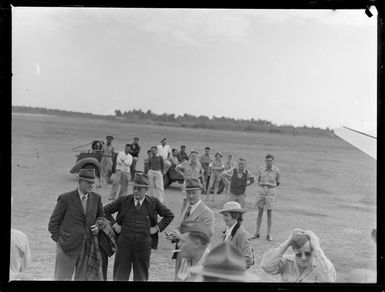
[184, 205, 192, 221]
[81, 194, 87, 214]
[136, 200, 141, 209]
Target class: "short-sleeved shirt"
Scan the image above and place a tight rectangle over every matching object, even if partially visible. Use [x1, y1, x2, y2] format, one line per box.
[157, 144, 171, 160]
[209, 159, 224, 173]
[199, 154, 212, 167]
[102, 143, 114, 157]
[257, 165, 280, 187]
[176, 161, 204, 180]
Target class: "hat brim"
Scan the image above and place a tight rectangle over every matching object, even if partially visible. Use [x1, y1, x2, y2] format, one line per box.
[219, 208, 247, 214]
[75, 174, 96, 183]
[188, 266, 260, 282]
[185, 187, 202, 191]
[133, 184, 148, 188]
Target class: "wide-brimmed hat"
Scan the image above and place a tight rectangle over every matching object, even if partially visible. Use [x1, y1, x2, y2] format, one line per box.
[185, 178, 202, 191]
[215, 151, 223, 157]
[106, 135, 113, 140]
[219, 201, 246, 214]
[189, 242, 260, 282]
[75, 169, 96, 183]
[133, 173, 149, 188]
[161, 137, 167, 142]
[179, 221, 212, 241]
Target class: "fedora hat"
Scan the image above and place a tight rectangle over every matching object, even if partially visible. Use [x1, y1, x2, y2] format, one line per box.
[133, 173, 149, 188]
[185, 178, 202, 191]
[189, 242, 260, 282]
[291, 230, 310, 250]
[75, 169, 96, 183]
[179, 221, 212, 241]
[219, 201, 246, 214]
[215, 151, 223, 157]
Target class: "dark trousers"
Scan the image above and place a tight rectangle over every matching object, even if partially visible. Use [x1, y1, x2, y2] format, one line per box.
[113, 236, 152, 281]
[130, 159, 137, 180]
[100, 251, 108, 281]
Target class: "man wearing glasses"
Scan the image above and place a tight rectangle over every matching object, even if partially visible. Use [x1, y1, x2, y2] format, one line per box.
[260, 229, 336, 282]
[103, 173, 174, 281]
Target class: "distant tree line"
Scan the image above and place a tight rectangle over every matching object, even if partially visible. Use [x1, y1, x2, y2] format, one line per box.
[12, 105, 335, 137]
[114, 108, 335, 137]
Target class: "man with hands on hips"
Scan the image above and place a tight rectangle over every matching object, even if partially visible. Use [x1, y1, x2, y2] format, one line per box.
[103, 173, 174, 281]
[260, 228, 336, 282]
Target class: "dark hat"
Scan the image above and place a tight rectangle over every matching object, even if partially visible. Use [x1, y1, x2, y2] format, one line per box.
[179, 221, 212, 240]
[291, 230, 310, 250]
[189, 242, 260, 282]
[185, 178, 202, 191]
[133, 173, 149, 188]
[106, 135, 113, 140]
[75, 169, 97, 183]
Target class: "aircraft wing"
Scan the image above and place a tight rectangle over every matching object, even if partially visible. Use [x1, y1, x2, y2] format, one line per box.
[334, 125, 376, 160]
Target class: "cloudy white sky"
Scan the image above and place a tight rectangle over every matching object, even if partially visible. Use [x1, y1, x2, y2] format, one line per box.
[12, 7, 377, 129]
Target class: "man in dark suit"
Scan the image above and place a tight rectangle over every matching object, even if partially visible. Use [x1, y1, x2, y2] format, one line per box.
[48, 169, 104, 280]
[103, 173, 174, 281]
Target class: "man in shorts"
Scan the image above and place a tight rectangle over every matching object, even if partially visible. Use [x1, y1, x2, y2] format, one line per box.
[251, 154, 280, 242]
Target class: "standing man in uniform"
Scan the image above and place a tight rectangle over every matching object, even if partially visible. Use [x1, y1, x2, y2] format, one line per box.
[103, 173, 174, 281]
[148, 145, 165, 203]
[199, 147, 212, 195]
[251, 154, 280, 241]
[157, 137, 172, 174]
[129, 137, 141, 181]
[101, 135, 115, 185]
[175, 150, 204, 212]
[48, 169, 104, 280]
[108, 144, 133, 201]
[221, 158, 255, 209]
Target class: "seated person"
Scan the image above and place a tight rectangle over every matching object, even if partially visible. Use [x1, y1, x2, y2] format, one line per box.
[92, 140, 103, 153]
[170, 149, 180, 166]
[260, 229, 336, 282]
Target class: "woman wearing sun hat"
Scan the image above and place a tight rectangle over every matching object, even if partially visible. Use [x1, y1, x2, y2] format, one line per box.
[219, 201, 255, 269]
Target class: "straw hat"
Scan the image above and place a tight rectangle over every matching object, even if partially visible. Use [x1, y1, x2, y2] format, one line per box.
[219, 201, 246, 214]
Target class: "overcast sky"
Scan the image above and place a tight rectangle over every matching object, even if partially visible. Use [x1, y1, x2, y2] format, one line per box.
[12, 7, 377, 129]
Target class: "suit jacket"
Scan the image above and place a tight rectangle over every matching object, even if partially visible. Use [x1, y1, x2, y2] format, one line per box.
[179, 201, 215, 234]
[221, 222, 254, 269]
[48, 189, 104, 257]
[103, 194, 174, 249]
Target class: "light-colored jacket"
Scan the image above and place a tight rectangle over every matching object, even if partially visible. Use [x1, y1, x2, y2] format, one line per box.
[221, 222, 254, 269]
[179, 201, 215, 234]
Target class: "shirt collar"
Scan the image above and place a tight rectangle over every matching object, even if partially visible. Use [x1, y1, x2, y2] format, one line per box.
[78, 188, 88, 199]
[188, 199, 201, 213]
[135, 197, 146, 206]
[237, 168, 246, 174]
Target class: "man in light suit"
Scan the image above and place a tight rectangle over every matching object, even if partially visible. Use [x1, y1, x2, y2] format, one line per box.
[48, 169, 104, 280]
[167, 178, 214, 279]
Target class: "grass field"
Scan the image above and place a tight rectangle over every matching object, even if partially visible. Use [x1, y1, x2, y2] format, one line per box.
[11, 113, 376, 282]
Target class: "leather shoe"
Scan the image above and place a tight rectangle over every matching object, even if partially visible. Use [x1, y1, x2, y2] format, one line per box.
[266, 234, 273, 241]
[251, 233, 260, 240]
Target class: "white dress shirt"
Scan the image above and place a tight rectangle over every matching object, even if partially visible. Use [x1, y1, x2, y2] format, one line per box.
[224, 222, 238, 241]
[157, 144, 171, 160]
[116, 151, 133, 172]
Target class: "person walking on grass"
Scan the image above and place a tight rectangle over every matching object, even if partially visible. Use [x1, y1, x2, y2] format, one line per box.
[48, 169, 104, 280]
[148, 145, 165, 203]
[103, 173, 174, 281]
[251, 154, 280, 242]
[221, 158, 255, 209]
[100, 135, 115, 185]
[206, 151, 225, 201]
[260, 229, 336, 282]
[108, 144, 133, 201]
